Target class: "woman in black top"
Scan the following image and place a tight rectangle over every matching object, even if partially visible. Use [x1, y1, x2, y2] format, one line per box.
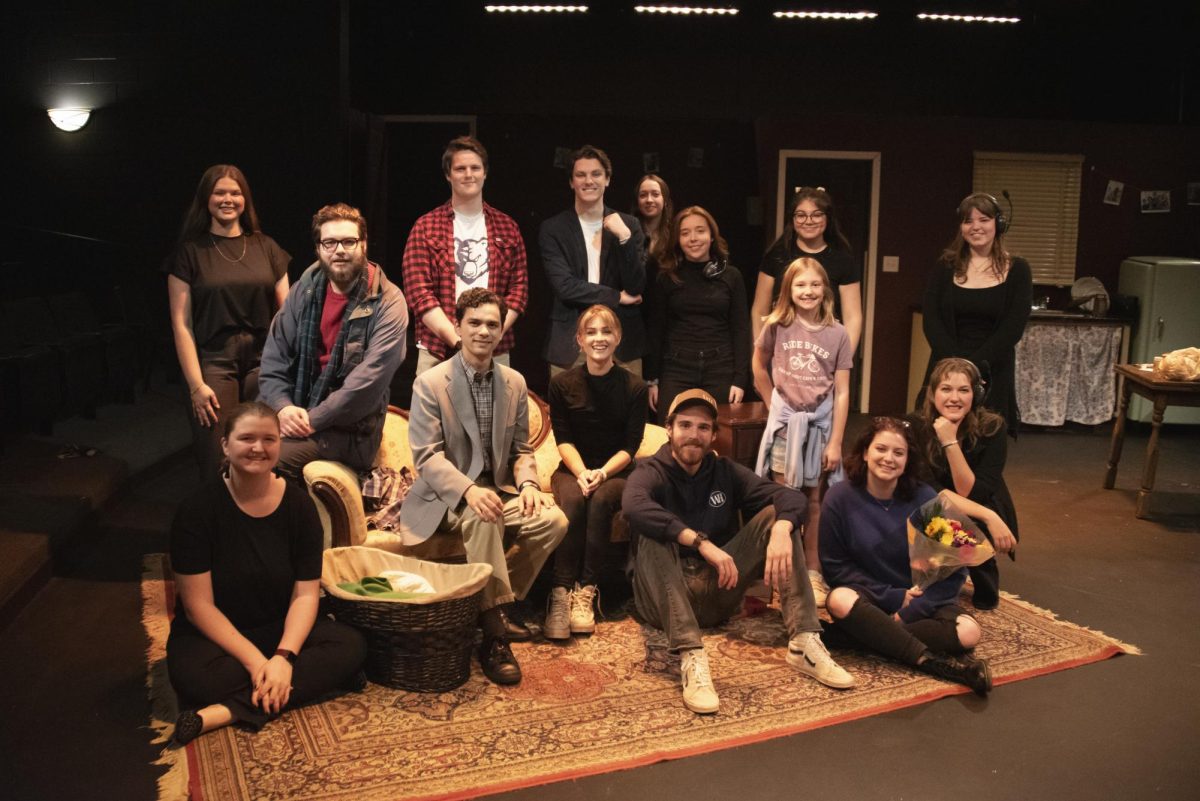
[921, 193, 1032, 436]
[751, 187, 862, 352]
[165, 165, 291, 478]
[918, 358, 1019, 609]
[546, 305, 648, 640]
[166, 402, 365, 744]
[645, 206, 751, 423]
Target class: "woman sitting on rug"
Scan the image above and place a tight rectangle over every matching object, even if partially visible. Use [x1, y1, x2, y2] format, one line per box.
[918, 357, 1019, 609]
[545, 304, 647, 639]
[819, 416, 1012, 696]
[167, 402, 366, 743]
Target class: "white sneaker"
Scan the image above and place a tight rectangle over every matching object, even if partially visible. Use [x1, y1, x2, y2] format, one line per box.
[569, 583, 598, 634]
[787, 631, 856, 689]
[680, 648, 720, 713]
[544, 586, 571, 640]
[808, 570, 831, 608]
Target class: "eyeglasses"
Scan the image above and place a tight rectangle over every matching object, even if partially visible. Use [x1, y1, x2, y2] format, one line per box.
[318, 238, 361, 251]
[793, 211, 827, 223]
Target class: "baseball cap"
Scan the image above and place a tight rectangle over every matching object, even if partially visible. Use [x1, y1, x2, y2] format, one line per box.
[667, 388, 719, 419]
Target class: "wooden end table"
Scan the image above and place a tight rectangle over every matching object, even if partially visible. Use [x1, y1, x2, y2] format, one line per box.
[1104, 363, 1200, 517]
[715, 401, 769, 469]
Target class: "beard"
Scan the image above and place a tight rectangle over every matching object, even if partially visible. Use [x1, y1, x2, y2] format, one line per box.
[320, 248, 367, 291]
[669, 436, 708, 469]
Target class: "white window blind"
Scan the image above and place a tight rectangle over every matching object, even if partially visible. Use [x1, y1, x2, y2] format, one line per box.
[973, 151, 1083, 287]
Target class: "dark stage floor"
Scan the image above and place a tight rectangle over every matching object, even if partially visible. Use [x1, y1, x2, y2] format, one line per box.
[1, 414, 1197, 801]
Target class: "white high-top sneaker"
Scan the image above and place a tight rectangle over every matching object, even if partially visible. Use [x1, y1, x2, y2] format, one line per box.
[680, 648, 720, 714]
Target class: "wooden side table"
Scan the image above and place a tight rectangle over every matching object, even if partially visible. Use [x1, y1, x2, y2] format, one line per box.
[1104, 363, 1200, 517]
[714, 402, 769, 469]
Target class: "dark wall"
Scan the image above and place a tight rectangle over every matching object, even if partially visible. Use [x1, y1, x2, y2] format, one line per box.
[757, 114, 1200, 414]
[7, 1, 344, 302]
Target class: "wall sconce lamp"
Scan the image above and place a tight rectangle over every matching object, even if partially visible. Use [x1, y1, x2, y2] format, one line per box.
[48, 108, 92, 132]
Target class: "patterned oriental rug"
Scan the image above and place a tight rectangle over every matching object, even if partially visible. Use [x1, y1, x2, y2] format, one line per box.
[143, 554, 1139, 801]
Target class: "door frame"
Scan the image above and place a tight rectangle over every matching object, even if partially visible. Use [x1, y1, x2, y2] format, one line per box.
[775, 149, 881, 412]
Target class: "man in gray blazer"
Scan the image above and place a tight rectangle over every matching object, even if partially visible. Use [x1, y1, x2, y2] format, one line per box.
[400, 287, 567, 685]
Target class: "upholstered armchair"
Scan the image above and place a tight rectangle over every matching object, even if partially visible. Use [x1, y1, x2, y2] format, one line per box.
[303, 392, 668, 558]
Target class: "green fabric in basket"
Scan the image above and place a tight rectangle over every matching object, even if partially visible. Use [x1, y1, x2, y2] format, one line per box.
[337, 576, 431, 600]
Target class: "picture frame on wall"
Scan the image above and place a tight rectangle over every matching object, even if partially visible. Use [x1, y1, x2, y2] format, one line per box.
[1187, 183, 1200, 206]
[1139, 190, 1171, 213]
[1103, 180, 1124, 205]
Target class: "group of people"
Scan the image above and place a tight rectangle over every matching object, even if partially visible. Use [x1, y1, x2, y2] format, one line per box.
[162, 138, 1028, 739]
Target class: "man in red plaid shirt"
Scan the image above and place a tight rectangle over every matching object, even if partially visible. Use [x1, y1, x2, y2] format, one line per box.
[402, 136, 529, 375]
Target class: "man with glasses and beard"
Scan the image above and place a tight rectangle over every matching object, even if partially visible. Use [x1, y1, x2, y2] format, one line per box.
[260, 203, 408, 483]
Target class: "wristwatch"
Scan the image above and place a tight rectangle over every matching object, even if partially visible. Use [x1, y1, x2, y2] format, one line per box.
[274, 648, 297, 664]
[691, 531, 709, 549]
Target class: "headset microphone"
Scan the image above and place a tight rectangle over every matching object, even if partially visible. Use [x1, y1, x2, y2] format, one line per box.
[1000, 190, 1014, 234]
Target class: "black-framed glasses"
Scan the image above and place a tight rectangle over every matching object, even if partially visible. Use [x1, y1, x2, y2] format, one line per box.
[793, 211, 827, 222]
[318, 238, 361, 251]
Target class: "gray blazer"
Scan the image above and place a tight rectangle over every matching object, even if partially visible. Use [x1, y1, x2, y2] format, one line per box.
[398, 356, 539, 543]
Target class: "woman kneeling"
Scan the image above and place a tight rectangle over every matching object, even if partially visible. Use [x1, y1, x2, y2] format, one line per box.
[819, 416, 992, 695]
[166, 402, 366, 743]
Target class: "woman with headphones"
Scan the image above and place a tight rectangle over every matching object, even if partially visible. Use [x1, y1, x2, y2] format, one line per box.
[921, 193, 1032, 437]
[917, 357, 1019, 609]
[645, 206, 751, 423]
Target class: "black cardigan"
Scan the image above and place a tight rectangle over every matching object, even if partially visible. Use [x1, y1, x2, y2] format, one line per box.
[921, 257, 1032, 434]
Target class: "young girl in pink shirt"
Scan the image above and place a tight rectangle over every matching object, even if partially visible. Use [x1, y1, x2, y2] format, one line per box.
[752, 257, 853, 606]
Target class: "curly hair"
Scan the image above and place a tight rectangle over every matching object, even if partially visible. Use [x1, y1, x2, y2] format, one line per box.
[844, 416, 923, 501]
[920, 358, 1005, 470]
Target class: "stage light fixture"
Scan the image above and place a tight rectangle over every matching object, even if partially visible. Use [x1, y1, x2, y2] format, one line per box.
[773, 10, 877, 20]
[47, 108, 91, 132]
[634, 6, 739, 15]
[916, 13, 1019, 24]
[484, 5, 588, 12]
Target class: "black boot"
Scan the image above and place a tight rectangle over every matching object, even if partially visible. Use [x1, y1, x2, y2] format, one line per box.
[478, 636, 522, 685]
[496, 604, 533, 641]
[918, 651, 993, 696]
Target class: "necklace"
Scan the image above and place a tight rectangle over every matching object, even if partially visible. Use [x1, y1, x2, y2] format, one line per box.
[869, 493, 895, 512]
[210, 233, 248, 263]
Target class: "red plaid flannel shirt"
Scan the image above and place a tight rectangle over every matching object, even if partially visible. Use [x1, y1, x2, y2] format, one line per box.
[402, 201, 529, 360]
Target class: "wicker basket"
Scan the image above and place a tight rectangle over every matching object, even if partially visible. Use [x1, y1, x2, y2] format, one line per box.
[322, 547, 492, 692]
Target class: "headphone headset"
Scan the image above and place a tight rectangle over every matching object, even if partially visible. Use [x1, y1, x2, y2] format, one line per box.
[702, 257, 728, 279]
[961, 192, 1008, 236]
[963, 360, 988, 405]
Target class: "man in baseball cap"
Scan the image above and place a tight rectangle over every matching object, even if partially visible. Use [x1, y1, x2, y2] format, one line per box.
[622, 388, 854, 714]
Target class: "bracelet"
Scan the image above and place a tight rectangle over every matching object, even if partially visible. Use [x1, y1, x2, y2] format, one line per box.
[189, 385, 204, 397]
[597, 468, 608, 482]
[274, 648, 297, 664]
[940, 440, 960, 449]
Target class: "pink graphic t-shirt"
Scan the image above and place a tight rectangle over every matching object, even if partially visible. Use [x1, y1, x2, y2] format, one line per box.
[755, 318, 852, 412]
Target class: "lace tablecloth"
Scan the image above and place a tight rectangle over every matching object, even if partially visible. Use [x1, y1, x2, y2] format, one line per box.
[1016, 322, 1123, 426]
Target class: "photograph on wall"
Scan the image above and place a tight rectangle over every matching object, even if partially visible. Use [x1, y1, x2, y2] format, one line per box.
[1103, 180, 1124, 205]
[1139, 189, 1171, 213]
[1188, 182, 1200, 206]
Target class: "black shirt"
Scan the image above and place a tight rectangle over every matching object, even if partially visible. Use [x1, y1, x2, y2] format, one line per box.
[163, 232, 291, 350]
[548, 365, 648, 469]
[758, 239, 860, 325]
[170, 478, 323, 633]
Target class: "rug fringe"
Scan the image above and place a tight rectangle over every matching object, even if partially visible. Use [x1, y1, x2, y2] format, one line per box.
[996, 590, 1144, 655]
[142, 554, 190, 801]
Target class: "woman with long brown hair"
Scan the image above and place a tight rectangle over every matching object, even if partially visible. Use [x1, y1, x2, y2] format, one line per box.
[644, 206, 751, 423]
[921, 193, 1032, 436]
[165, 165, 291, 478]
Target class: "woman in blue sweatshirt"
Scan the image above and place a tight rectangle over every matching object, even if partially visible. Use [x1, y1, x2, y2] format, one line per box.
[819, 416, 993, 695]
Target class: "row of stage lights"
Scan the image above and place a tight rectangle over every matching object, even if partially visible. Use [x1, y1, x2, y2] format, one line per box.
[484, 6, 1021, 23]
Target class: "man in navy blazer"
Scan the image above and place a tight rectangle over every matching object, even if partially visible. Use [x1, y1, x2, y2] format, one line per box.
[539, 145, 646, 374]
[400, 288, 567, 686]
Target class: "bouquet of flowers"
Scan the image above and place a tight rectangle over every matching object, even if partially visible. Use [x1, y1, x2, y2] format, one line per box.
[907, 496, 995, 591]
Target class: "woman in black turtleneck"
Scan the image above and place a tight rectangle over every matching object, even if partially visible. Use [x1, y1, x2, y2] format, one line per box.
[645, 206, 751, 424]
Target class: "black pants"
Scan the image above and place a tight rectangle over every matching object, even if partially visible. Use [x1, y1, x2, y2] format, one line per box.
[551, 466, 630, 587]
[656, 345, 734, 424]
[827, 595, 970, 666]
[191, 331, 263, 480]
[166, 616, 366, 730]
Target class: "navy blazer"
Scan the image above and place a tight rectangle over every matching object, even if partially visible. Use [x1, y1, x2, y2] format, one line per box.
[538, 207, 646, 366]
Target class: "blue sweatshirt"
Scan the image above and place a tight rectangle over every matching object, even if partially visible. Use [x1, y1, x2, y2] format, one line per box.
[819, 480, 965, 623]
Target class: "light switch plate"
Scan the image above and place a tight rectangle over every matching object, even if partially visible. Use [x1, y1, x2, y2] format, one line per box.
[883, 255, 899, 273]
